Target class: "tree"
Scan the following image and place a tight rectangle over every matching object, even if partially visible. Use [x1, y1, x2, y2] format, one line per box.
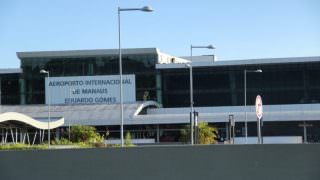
[70, 125, 104, 143]
[180, 122, 218, 144]
[197, 122, 218, 144]
[125, 131, 134, 146]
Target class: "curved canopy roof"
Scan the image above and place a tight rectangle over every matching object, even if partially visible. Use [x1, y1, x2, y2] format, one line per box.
[0, 112, 64, 130]
[0, 101, 159, 126]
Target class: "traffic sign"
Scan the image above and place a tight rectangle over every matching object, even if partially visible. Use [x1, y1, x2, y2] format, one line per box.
[255, 95, 263, 120]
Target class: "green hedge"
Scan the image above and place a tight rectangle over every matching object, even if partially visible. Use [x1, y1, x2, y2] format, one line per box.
[0, 144, 48, 150]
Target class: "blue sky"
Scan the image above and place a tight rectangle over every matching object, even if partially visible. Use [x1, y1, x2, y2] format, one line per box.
[1, 0, 319, 68]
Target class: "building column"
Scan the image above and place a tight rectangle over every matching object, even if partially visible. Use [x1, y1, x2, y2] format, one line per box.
[156, 72, 162, 105]
[229, 71, 237, 106]
[1, 128, 3, 144]
[302, 70, 309, 103]
[299, 121, 313, 143]
[4, 129, 8, 144]
[225, 122, 229, 142]
[156, 124, 160, 143]
[88, 63, 94, 75]
[15, 128, 18, 144]
[19, 78, 26, 104]
[4, 129, 8, 143]
[55, 128, 60, 140]
[20, 128, 23, 143]
[0, 77, 2, 106]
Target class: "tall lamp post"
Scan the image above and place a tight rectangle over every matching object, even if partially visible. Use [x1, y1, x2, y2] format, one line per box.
[40, 69, 51, 148]
[189, 45, 215, 145]
[68, 88, 74, 141]
[244, 69, 262, 144]
[118, 6, 153, 147]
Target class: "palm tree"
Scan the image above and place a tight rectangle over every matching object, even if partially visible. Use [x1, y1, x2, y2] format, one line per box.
[180, 122, 218, 144]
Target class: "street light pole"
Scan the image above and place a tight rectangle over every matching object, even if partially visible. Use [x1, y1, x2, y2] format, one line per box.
[186, 63, 194, 145]
[189, 44, 215, 145]
[244, 70, 247, 144]
[68, 88, 74, 141]
[40, 69, 50, 148]
[244, 69, 262, 144]
[0, 77, 2, 115]
[118, 6, 153, 147]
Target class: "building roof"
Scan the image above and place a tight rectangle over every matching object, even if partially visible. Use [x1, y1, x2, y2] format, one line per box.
[156, 56, 320, 69]
[16, 48, 190, 64]
[17, 48, 159, 59]
[0, 68, 22, 74]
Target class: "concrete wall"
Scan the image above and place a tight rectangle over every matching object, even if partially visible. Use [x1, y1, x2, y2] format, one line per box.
[0, 144, 319, 180]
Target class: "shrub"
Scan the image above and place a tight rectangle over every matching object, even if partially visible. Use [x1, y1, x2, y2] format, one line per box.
[197, 122, 218, 144]
[52, 138, 72, 145]
[125, 131, 133, 146]
[180, 122, 218, 144]
[70, 125, 104, 143]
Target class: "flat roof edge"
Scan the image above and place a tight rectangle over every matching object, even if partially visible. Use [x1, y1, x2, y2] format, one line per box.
[17, 48, 158, 59]
[156, 56, 320, 69]
[0, 68, 22, 74]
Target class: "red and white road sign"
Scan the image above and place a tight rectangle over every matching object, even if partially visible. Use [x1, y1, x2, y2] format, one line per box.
[255, 95, 263, 119]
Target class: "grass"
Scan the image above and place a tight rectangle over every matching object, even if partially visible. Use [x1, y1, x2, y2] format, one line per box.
[0, 138, 134, 150]
[0, 143, 48, 150]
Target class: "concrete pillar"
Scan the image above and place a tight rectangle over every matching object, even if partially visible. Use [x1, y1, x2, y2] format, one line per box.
[4, 129, 8, 144]
[39, 130, 42, 144]
[303, 121, 307, 143]
[229, 71, 237, 106]
[299, 121, 312, 144]
[1, 128, 3, 144]
[19, 78, 26, 104]
[55, 128, 60, 140]
[0, 77, 2, 106]
[88, 63, 94, 75]
[302, 70, 309, 103]
[20, 129, 23, 143]
[225, 122, 229, 142]
[156, 124, 160, 143]
[156, 72, 162, 105]
[15, 128, 18, 144]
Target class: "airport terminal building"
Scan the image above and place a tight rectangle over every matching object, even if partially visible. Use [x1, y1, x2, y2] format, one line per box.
[0, 48, 320, 144]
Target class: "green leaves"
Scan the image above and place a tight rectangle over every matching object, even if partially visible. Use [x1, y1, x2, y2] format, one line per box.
[197, 122, 218, 144]
[125, 131, 134, 146]
[180, 122, 218, 144]
[70, 125, 104, 143]
[0, 144, 48, 150]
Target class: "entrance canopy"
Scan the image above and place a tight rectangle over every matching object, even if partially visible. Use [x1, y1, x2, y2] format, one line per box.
[0, 112, 64, 130]
[0, 101, 159, 126]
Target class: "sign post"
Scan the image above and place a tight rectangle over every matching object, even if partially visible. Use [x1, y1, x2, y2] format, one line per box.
[229, 114, 235, 144]
[193, 111, 199, 144]
[255, 95, 263, 144]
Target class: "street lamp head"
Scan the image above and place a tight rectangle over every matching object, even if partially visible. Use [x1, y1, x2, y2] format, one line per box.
[40, 69, 49, 74]
[191, 45, 215, 49]
[207, 45, 215, 49]
[141, 6, 153, 12]
[256, 69, 263, 73]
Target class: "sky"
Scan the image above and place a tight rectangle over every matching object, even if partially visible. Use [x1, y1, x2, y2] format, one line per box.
[0, 0, 320, 68]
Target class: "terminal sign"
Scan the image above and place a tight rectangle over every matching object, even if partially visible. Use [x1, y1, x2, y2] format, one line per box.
[45, 75, 136, 105]
[255, 95, 263, 119]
